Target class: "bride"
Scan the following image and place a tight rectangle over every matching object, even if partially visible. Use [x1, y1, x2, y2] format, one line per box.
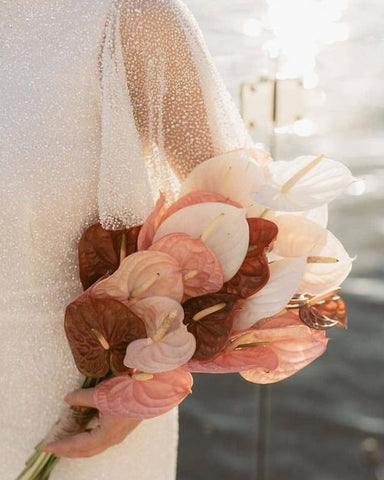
[1, 0, 252, 478]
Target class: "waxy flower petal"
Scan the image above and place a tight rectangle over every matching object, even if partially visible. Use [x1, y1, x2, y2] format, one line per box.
[183, 293, 241, 360]
[167, 191, 242, 216]
[124, 297, 196, 373]
[94, 368, 193, 418]
[180, 149, 266, 207]
[137, 193, 167, 251]
[78, 223, 141, 290]
[149, 233, 224, 298]
[240, 313, 328, 384]
[233, 257, 307, 332]
[272, 215, 327, 258]
[153, 202, 249, 281]
[91, 251, 183, 303]
[64, 296, 146, 377]
[187, 343, 278, 374]
[221, 218, 278, 298]
[251, 155, 355, 211]
[264, 205, 329, 228]
[300, 230, 353, 294]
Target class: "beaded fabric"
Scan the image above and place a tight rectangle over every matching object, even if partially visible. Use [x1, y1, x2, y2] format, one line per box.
[0, 0, 252, 478]
[99, 0, 253, 229]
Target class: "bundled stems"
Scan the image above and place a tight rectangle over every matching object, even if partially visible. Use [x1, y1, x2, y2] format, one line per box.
[15, 376, 102, 480]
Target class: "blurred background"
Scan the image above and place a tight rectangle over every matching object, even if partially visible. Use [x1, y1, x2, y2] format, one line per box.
[177, 1, 384, 479]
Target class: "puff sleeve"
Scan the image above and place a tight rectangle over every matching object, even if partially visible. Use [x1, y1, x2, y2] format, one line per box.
[98, 0, 252, 229]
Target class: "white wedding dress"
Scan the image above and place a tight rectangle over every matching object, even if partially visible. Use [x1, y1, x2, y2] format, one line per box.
[0, 0, 252, 478]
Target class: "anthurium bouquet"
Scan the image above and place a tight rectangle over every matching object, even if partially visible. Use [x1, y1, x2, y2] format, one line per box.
[17, 148, 354, 479]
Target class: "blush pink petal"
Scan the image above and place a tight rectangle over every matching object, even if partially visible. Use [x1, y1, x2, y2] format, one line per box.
[239, 312, 328, 384]
[153, 202, 249, 282]
[137, 192, 167, 250]
[91, 250, 183, 304]
[124, 296, 196, 373]
[167, 191, 242, 217]
[149, 233, 224, 297]
[94, 369, 193, 418]
[186, 345, 278, 374]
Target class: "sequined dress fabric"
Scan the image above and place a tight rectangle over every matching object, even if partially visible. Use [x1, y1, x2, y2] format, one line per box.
[0, 0, 252, 478]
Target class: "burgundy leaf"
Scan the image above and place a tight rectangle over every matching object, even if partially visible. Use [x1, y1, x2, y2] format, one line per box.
[78, 223, 142, 290]
[221, 218, 278, 298]
[65, 296, 147, 377]
[183, 293, 241, 361]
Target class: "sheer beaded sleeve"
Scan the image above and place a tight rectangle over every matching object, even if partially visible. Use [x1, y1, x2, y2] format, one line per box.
[98, 0, 252, 230]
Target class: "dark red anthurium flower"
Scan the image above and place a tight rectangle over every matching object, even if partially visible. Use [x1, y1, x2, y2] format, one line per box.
[64, 295, 147, 378]
[221, 217, 278, 298]
[78, 223, 142, 290]
[183, 293, 241, 361]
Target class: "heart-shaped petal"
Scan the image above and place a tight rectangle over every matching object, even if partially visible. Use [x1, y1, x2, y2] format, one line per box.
[264, 205, 329, 228]
[153, 202, 249, 281]
[233, 257, 307, 332]
[94, 368, 193, 418]
[221, 218, 278, 298]
[186, 343, 278, 373]
[239, 312, 328, 384]
[78, 223, 142, 290]
[91, 251, 183, 304]
[183, 293, 241, 360]
[149, 233, 224, 298]
[64, 296, 147, 377]
[272, 215, 328, 258]
[251, 155, 355, 211]
[181, 149, 266, 207]
[124, 297, 196, 373]
[300, 230, 352, 294]
[167, 191, 242, 216]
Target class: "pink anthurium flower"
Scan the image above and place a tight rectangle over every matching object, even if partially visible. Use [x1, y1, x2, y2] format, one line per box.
[137, 193, 167, 250]
[149, 233, 224, 298]
[153, 202, 249, 282]
[166, 191, 242, 216]
[186, 341, 278, 374]
[124, 297, 196, 373]
[251, 155, 355, 212]
[94, 368, 193, 418]
[91, 250, 184, 304]
[239, 312, 328, 384]
[180, 149, 266, 209]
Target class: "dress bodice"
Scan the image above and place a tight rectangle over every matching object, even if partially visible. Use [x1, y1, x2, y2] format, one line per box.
[0, 0, 112, 314]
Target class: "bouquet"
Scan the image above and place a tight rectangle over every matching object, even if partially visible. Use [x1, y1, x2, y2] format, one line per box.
[17, 148, 354, 479]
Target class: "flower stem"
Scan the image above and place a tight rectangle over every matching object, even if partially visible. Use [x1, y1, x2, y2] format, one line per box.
[15, 375, 104, 480]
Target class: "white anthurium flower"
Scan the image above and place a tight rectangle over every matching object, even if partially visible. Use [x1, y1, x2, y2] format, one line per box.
[180, 149, 267, 208]
[300, 230, 353, 295]
[271, 215, 328, 258]
[233, 257, 307, 332]
[263, 204, 329, 228]
[153, 202, 249, 282]
[251, 155, 356, 212]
